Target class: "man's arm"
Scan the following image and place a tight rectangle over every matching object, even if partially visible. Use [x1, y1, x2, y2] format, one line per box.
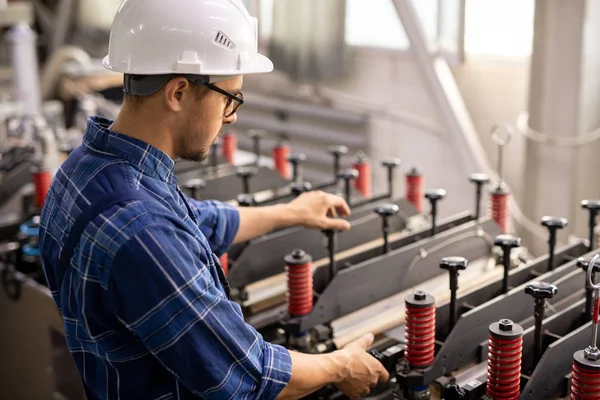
[186, 190, 352, 248]
[108, 223, 387, 399]
[109, 223, 291, 399]
[234, 190, 352, 244]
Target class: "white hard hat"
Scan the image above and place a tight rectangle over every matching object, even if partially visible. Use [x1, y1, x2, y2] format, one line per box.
[102, 0, 273, 81]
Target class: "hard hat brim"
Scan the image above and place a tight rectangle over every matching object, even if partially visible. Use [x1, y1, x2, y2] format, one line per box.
[101, 53, 274, 77]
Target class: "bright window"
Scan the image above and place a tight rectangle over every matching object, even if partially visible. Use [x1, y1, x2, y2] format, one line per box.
[345, 0, 438, 50]
[464, 0, 535, 57]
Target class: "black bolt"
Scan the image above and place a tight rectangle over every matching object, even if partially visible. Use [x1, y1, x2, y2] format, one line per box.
[236, 193, 255, 207]
[525, 281, 558, 368]
[287, 153, 306, 183]
[414, 291, 426, 301]
[577, 257, 600, 322]
[440, 256, 468, 330]
[236, 166, 258, 194]
[248, 129, 267, 165]
[337, 168, 359, 204]
[381, 158, 402, 198]
[493, 234, 522, 294]
[290, 181, 312, 197]
[425, 189, 447, 236]
[183, 178, 206, 199]
[374, 203, 399, 254]
[581, 200, 600, 251]
[328, 145, 348, 182]
[499, 319, 514, 331]
[541, 216, 568, 271]
[469, 173, 490, 220]
[322, 229, 338, 283]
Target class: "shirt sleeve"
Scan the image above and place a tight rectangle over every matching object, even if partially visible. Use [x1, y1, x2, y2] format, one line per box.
[186, 198, 240, 256]
[109, 223, 292, 400]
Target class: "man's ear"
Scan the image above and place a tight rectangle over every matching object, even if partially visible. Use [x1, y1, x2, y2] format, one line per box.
[164, 77, 190, 112]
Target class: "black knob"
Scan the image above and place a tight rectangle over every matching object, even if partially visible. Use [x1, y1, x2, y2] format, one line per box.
[440, 256, 468, 271]
[183, 178, 207, 199]
[236, 193, 255, 207]
[426, 189, 447, 236]
[328, 145, 349, 157]
[541, 216, 568, 271]
[494, 234, 521, 294]
[329, 145, 349, 180]
[494, 234, 522, 249]
[375, 204, 400, 218]
[425, 189, 447, 202]
[541, 216, 568, 230]
[381, 158, 402, 197]
[338, 168, 359, 203]
[581, 200, 600, 251]
[237, 166, 259, 194]
[287, 153, 307, 182]
[381, 158, 402, 169]
[469, 172, 490, 185]
[577, 257, 600, 272]
[525, 281, 558, 299]
[375, 204, 399, 254]
[440, 256, 468, 329]
[581, 200, 600, 211]
[290, 181, 312, 197]
[525, 281, 557, 368]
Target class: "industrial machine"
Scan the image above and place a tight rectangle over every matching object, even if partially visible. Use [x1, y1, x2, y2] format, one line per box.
[264, 198, 600, 400]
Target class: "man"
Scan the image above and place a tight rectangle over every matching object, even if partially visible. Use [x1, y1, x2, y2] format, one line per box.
[39, 0, 389, 399]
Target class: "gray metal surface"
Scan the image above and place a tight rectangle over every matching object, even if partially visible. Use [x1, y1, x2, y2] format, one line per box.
[520, 319, 598, 399]
[418, 248, 597, 385]
[228, 198, 418, 288]
[434, 241, 588, 340]
[299, 217, 502, 331]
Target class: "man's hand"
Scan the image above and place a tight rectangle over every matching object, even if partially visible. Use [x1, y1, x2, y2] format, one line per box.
[287, 191, 351, 232]
[332, 333, 390, 399]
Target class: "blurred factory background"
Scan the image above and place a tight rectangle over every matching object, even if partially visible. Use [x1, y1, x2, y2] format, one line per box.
[0, 0, 599, 399]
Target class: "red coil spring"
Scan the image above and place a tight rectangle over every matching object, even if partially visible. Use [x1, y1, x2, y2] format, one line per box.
[570, 361, 600, 399]
[272, 144, 290, 179]
[219, 253, 229, 275]
[486, 335, 523, 400]
[404, 303, 436, 368]
[406, 170, 424, 213]
[285, 261, 313, 317]
[32, 170, 51, 208]
[490, 190, 510, 233]
[352, 160, 372, 198]
[221, 132, 237, 164]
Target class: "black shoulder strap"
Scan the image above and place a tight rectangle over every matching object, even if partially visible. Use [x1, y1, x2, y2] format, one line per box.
[57, 188, 156, 272]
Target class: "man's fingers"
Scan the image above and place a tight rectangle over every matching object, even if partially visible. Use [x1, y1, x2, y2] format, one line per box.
[354, 333, 375, 350]
[325, 193, 351, 217]
[323, 218, 351, 232]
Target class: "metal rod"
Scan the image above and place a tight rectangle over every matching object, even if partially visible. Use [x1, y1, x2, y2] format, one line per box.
[502, 247, 511, 294]
[548, 230, 556, 271]
[586, 255, 600, 359]
[387, 166, 394, 198]
[533, 298, 545, 368]
[430, 201, 438, 237]
[449, 271, 458, 329]
[382, 218, 390, 254]
[474, 183, 482, 220]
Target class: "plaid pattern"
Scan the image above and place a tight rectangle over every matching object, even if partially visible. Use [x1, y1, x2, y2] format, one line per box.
[38, 117, 292, 400]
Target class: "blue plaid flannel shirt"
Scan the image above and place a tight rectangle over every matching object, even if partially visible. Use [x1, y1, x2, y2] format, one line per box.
[38, 116, 293, 399]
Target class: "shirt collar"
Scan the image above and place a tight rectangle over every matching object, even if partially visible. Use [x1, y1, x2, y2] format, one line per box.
[82, 116, 177, 185]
